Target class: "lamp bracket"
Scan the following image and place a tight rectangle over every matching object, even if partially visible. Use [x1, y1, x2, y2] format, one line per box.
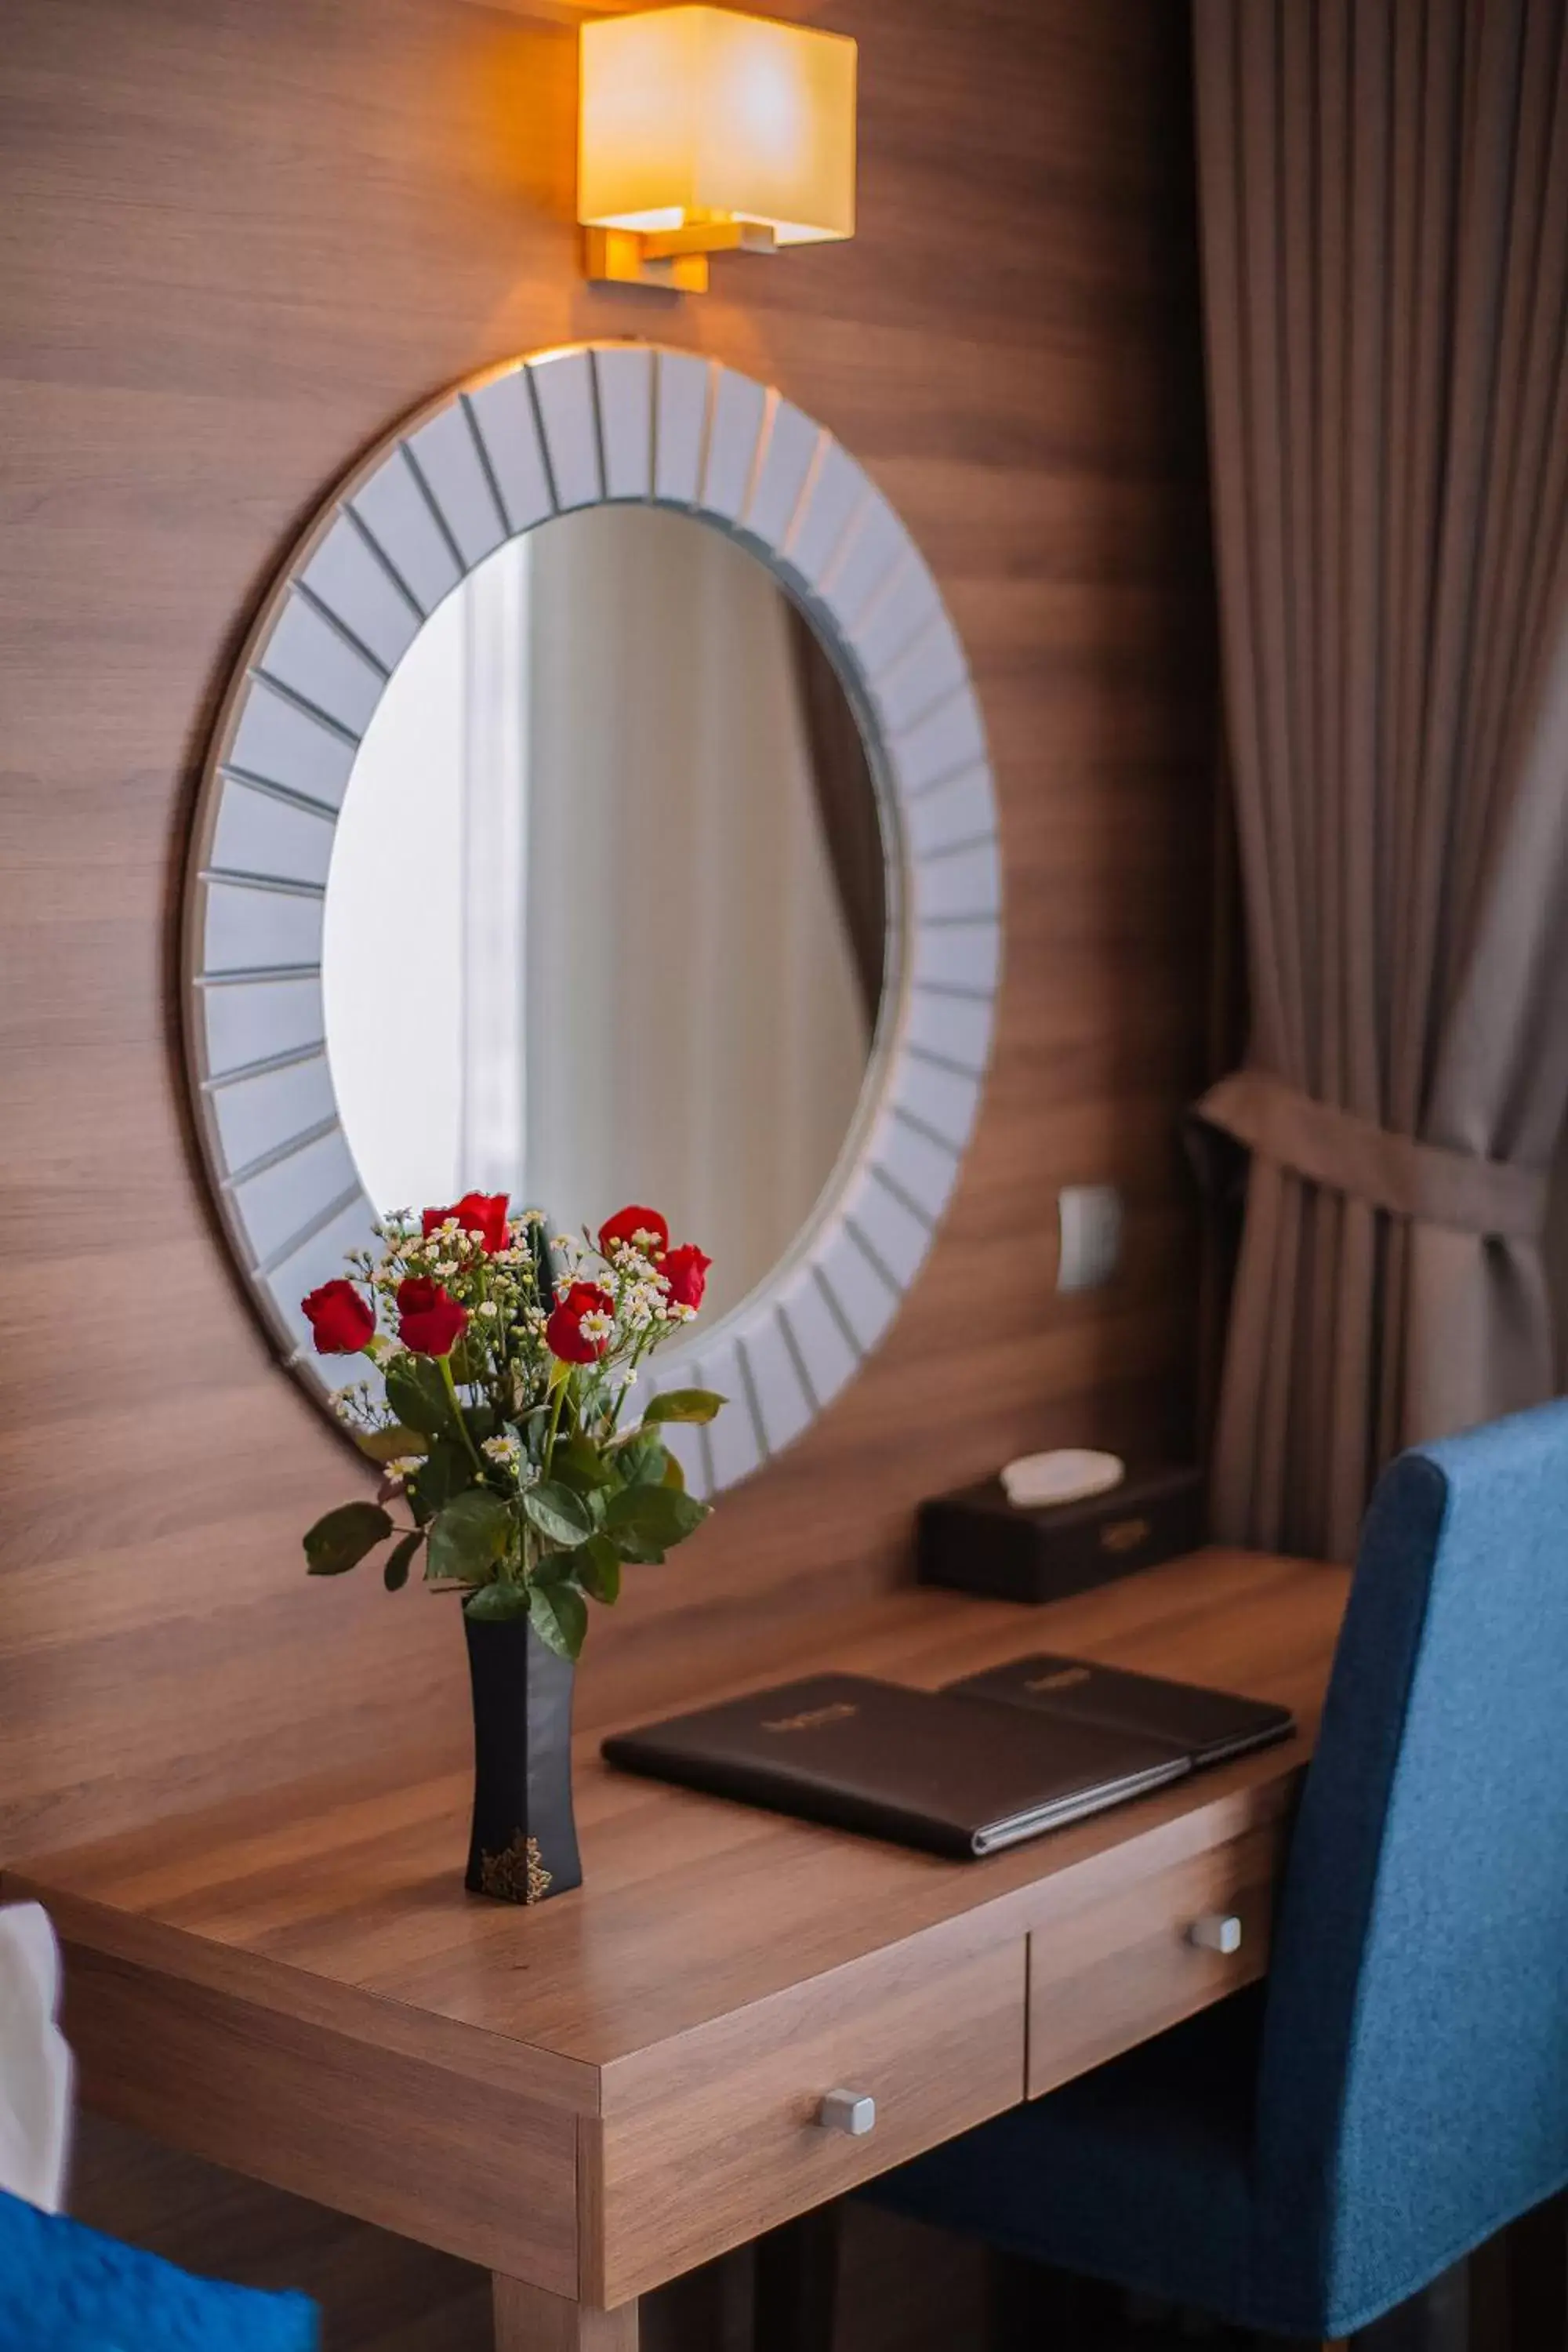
[583, 219, 777, 292]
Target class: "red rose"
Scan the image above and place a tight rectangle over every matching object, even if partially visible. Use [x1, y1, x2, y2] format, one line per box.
[303, 1278, 375, 1354]
[598, 1204, 670, 1260]
[546, 1281, 615, 1365]
[423, 1192, 509, 1254]
[662, 1243, 711, 1312]
[396, 1276, 468, 1358]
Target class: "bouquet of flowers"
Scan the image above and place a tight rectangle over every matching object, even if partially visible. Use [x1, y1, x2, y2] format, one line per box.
[299, 1193, 722, 1660]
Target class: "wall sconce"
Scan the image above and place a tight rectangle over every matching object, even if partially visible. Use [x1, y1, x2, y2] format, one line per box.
[579, 5, 857, 294]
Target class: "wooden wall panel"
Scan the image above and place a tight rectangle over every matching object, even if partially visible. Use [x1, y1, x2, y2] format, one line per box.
[0, 0, 1213, 1895]
[2, 0, 1213, 2337]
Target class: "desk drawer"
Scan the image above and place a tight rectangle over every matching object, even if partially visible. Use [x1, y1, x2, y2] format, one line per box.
[1027, 1819, 1286, 2099]
[593, 1929, 1025, 2304]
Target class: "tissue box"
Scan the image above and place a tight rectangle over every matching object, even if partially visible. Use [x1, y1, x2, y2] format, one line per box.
[916, 1463, 1207, 1606]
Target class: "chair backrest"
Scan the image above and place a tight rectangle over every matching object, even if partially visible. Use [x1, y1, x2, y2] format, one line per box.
[1254, 1399, 1568, 2328]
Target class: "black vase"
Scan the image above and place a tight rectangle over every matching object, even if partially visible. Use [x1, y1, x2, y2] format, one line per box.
[462, 1611, 583, 1904]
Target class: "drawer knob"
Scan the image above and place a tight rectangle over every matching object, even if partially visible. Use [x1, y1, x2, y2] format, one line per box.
[816, 2088, 876, 2136]
[1188, 1912, 1243, 1955]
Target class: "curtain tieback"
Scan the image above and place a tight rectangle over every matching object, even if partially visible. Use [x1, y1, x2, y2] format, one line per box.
[1196, 1069, 1548, 1242]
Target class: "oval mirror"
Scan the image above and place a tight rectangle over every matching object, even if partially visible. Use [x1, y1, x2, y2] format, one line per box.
[185, 345, 1000, 1494]
[323, 505, 885, 1335]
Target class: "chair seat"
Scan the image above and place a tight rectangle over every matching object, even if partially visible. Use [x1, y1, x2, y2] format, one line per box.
[866, 1987, 1264, 2327]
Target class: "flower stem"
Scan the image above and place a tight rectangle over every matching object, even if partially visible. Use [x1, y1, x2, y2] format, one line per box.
[543, 1371, 568, 1476]
[439, 1354, 487, 1477]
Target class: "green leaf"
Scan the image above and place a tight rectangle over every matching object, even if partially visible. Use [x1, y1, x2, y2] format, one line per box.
[572, 1532, 622, 1605]
[407, 1436, 474, 1522]
[356, 1425, 427, 1465]
[553, 1432, 615, 1493]
[662, 1450, 686, 1492]
[522, 1480, 594, 1549]
[607, 1531, 666, 1565]
[615, 1431, 669, 1488]
[427, 1487, 512, 1585]
[528, 1578, 589, 1661]
[304, 1500, 393, 1577]
[383, 1530, 423, 1592]
[642, 1388, 727, 1426]
[463, 1580, 532, 1622]
[603, 1483, 709, 1549]
[384, 1352, 458, 1438]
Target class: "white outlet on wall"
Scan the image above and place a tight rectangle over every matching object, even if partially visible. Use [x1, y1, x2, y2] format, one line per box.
[1056, 1183, 1123, 1294]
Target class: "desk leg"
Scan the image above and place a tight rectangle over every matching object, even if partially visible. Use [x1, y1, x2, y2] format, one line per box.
[492, 2274, 639, 2350]
[754, 2206, 840, 2351]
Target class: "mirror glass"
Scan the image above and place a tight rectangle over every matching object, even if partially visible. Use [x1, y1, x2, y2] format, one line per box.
[322, 504, 888, 1330]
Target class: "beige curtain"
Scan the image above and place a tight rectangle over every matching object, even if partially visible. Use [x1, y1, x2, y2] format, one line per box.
[524, 506, 871, 1330]
[1193, 0, 1568, 1559]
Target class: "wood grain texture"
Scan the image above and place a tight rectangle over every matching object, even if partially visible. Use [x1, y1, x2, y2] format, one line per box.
[69, 2114, 500, 2351]
[1025, 1817, 1283, 2098]
[8, 1553, 1345, 2068]
[58, 1941, 581, 2288]
[593, 1929, 1026, 2304]
[0, 0, 1215, 1873]
[9, 1554, 1348, 2309]
[2, 0, 1214, 2339]
[73, 2111, 826, 2352]
[494, 2274, 640, 2351]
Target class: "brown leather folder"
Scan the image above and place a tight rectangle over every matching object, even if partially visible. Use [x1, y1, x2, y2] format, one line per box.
[601, 1672, 1192, 1860]
[946, 1654, 1294, 1767]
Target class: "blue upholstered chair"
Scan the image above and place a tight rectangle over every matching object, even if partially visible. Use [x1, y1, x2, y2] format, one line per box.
[0, 2190, 319, 2351]
[0, 1900, 318, 2352]
[865, 1399, 1568, 2342]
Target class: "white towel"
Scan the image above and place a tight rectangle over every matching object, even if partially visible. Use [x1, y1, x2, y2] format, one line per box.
[0, 1902, 73, 2213]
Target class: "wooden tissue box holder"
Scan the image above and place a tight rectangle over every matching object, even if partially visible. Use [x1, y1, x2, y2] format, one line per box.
[916, 1463, 1207, 1606]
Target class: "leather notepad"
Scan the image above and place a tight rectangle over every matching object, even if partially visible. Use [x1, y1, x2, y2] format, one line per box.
[601, 1673, 1192, 1860]
[946, 1654, 1295, 1768]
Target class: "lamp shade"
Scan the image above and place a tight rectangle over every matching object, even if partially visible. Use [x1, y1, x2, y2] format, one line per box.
[579, 6, 856, 248]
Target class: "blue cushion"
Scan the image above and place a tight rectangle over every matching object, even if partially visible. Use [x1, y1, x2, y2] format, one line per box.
[0, 2189, 318, 2352]
[869, 1400, 1568, 2339]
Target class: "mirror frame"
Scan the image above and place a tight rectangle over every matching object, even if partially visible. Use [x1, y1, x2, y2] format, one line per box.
[183, 343, 1001, 1494]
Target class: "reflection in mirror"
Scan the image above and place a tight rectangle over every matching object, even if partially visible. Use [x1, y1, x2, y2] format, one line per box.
[323, 505, 887, 1330]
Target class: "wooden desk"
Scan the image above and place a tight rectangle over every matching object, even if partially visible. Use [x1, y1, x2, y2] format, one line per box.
[3, 1548, 1348, 2350]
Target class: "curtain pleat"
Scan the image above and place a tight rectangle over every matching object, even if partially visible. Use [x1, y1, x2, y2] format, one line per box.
[1194, 0, 1568, 1558]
